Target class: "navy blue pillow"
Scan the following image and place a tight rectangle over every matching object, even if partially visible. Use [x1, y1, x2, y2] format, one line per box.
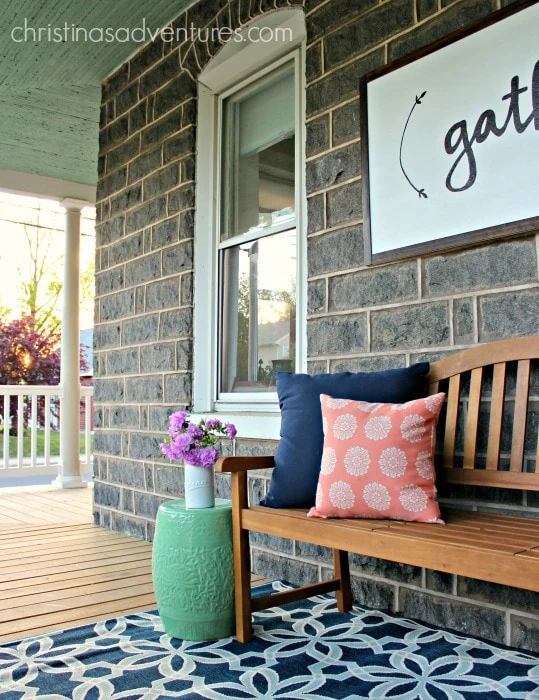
[260, 363, 430, 509]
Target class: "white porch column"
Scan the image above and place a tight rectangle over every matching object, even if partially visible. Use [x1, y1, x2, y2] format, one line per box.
[53, 198, 88, 489]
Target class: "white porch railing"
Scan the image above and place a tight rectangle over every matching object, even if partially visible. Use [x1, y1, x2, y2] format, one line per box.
[0, 385, 93, 479]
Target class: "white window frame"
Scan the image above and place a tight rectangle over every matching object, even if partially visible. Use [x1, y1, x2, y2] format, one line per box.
[193, 10, 307, 425]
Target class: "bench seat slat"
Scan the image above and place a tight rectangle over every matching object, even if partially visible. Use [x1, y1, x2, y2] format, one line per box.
[445, 508, 539, 535]
[442, 509, 539, 527]
[440, 521, 539, 537]
[515, 550, 539, 560]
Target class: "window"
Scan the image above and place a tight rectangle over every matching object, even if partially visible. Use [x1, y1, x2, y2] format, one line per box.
[194, 11, 306, 415]
[219, 63, 297, 395]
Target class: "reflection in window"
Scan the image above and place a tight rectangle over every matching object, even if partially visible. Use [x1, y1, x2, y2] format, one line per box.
[221, 65, 295, 241]
[220, 231, 296, 393]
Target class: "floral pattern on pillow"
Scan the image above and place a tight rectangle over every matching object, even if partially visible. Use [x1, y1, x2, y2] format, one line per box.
[308, 393, 446, 523]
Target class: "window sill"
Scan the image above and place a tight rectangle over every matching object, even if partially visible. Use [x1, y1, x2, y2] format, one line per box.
[189, 411, 281, 441]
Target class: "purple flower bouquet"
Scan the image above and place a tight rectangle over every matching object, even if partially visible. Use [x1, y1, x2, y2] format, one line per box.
[160, 411, 237, 469]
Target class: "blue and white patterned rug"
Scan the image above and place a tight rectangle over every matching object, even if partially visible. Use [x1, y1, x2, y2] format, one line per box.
[1, 581, 538, 699]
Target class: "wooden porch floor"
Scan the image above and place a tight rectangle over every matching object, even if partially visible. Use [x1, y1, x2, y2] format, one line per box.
[0, 484, 155, 644]
[0, 485, 264, 645]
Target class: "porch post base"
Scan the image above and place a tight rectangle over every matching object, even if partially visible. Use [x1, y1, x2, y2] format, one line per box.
[52, 474, 88, 489]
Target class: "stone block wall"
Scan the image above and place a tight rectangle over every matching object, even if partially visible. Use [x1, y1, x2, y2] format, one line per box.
[94, 0, 539, 650]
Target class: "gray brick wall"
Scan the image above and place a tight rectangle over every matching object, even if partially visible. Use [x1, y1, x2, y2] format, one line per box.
[94, 0, 539, 651]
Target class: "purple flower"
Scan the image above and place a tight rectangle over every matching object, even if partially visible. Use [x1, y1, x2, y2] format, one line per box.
[224, 422, 237, 439]
[174, 433, 193, 451]
[199, 447, 218, 467]
[205, 418, 222, 430]
[160, 441, 183, 461]
[187, 423, 203, 440]
[168, 411, 189, 436]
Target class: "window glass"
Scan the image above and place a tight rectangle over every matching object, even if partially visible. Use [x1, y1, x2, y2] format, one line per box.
[219, 61, 297, 397]
[220, 230, 296, 393]
[221, 66, 295, 242]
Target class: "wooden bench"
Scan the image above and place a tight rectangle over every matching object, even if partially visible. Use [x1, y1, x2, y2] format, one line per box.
[216, 336, 539, 642]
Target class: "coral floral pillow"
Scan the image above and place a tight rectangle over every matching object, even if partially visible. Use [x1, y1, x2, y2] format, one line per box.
[308, 393, 446, 523]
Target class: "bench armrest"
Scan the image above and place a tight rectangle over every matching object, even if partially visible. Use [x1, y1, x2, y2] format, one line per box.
[215, 456, 275, 473]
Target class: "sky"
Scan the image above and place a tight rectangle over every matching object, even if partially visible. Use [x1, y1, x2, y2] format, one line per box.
[0, 191, 95, 330]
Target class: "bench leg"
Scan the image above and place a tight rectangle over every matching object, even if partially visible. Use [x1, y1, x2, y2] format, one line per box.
[231, 472, 253, 642]
[333, 549, 352, 612]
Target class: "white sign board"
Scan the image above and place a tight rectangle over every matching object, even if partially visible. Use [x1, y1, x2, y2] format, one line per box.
[362, 1, 539, 263]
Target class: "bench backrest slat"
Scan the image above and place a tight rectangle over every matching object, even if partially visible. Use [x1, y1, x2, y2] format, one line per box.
[463, 367, 483, 469]
[428, 336, 538, 490]
[443, 374, 460, 468]
[486, 362, 506, 470]
[510, 359, 531, 473]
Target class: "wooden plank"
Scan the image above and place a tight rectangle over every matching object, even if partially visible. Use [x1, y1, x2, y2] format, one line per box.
[0, 529, 125, 555]
[510, 359, 531, 472]
[248, 506, 402, 531]
[252, 580, 340, 613]
[486, 362, 507, 470]
[0, 541, 150, 574]
[515, 550, 539, 560]
[0, 599, 157, 645]
[0, 543, 150, 581]
[0, 591, 157, 639]
[0, 494, 75, 523]
[0, 524, 97, 541]
[216, 456, 275, 473]
[231, 470, 253, 643]
[399, 524, 537, 550]
[441, 519, 539, 538]
[443, 374, 461, 468]
[0, 532, 141, 556]
[0, 572, 154, 618]
[333, 549, 352, 612]
[0, 560, 153, 600]
[7, 491, 91, 518]
[0, 551, 152, 590]
[448, 508, 539, 525]
[443, 467, 539, 490]
[463, 367, 483, 468]
[448, 509, 539, 528]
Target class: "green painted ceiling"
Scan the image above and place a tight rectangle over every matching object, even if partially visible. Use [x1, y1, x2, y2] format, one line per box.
[0, 0, 193, 190]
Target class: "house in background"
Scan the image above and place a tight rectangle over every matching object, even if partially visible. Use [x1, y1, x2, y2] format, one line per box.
[80, 328, 94, 431]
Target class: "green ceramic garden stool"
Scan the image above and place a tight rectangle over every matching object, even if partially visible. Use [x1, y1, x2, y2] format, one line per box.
[152, 498, 235, 641]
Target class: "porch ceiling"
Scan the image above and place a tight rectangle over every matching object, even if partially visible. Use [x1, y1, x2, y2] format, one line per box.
[0, 0, 193, 190]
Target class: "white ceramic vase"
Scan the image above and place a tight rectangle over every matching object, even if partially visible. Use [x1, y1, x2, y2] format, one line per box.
[184, 462, 215, 509]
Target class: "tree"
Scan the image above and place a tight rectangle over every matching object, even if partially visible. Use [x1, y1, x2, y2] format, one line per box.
[18, 226, 95, 333]
[0, 315, 89, 432]
[18, 226, 63, 332]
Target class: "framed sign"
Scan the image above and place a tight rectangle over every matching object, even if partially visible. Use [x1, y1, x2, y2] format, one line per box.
[360, 0, 539, 265]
